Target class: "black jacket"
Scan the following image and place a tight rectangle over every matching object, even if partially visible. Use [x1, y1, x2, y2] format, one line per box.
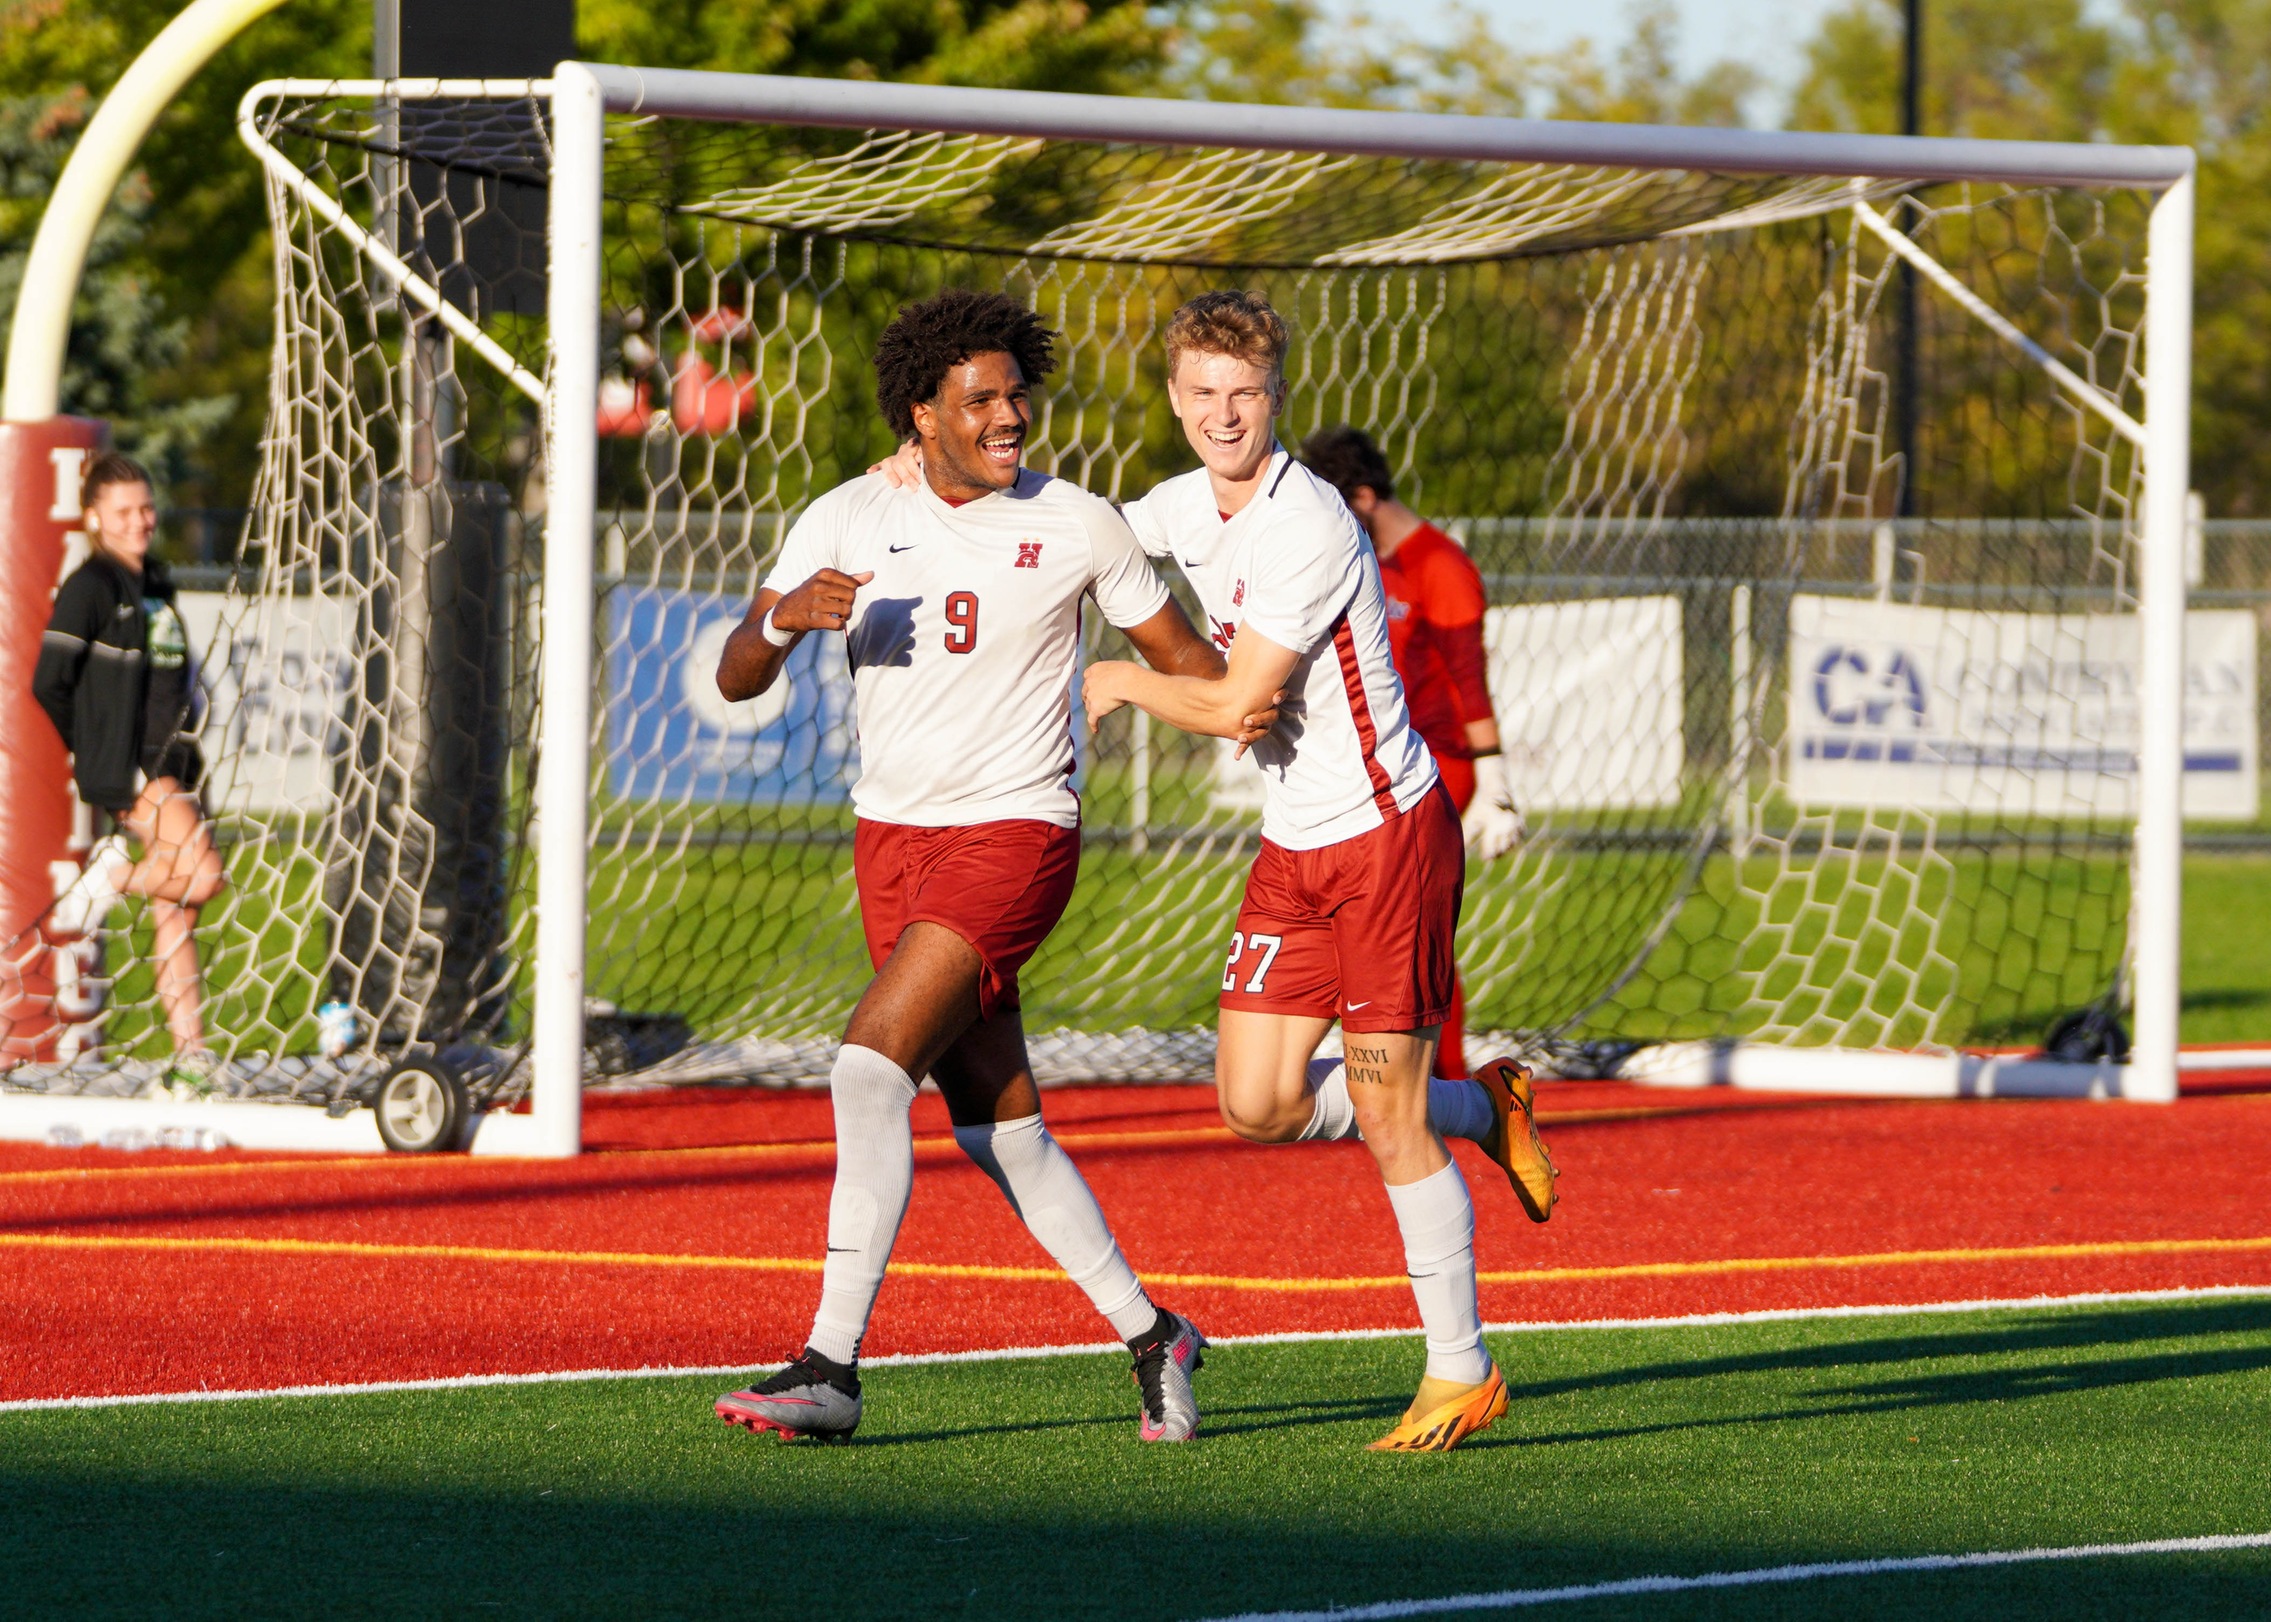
[32, 553, 185, 811]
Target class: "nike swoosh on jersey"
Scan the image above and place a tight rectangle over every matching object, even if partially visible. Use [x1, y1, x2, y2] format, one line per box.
[888, 543, 920, 553]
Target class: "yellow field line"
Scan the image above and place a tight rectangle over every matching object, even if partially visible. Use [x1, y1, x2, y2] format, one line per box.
[5, 1230, 2269, 1293]
[0, 1107, 1695, 1190]
[0, 1231, 1046, 1281]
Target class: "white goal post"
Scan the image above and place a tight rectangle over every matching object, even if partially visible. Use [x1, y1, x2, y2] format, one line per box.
[532, 65, 2197, 1125]
[522, 66, 2189, 1126]
[4, 63, 2206, 1158]
[392, 65, 2205, 1129]
[549, 69, 2198, 1126]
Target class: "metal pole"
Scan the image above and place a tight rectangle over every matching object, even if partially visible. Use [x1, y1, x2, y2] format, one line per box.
[2130, 169, 2195, 1104]
[1895, 0, 1923, 520]
[1727, 582, 1752, 862]
[568, 63, 2189, 187]
[528, 62, 603, 1155]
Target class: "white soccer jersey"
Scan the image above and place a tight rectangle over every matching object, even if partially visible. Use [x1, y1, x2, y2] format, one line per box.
[1123, 448, 1437, 850]
[762, 470, 1170, 828]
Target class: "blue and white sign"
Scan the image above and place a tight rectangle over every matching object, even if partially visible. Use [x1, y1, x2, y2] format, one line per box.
[179, 591, 354, 815]
[605, 586, 858, 803]
[1786, 595, 2258, 819]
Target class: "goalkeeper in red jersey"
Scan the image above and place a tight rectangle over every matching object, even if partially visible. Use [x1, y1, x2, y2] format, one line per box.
[1299, 427, 1523, 1083]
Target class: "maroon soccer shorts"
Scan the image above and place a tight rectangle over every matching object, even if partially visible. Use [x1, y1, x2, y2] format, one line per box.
[1217, 782, 1464, 1034]
[1435, 753, 1476, 815]
[853, 817, 1081, 1020]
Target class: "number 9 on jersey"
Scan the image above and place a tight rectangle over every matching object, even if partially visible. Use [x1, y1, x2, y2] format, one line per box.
[944, 590, 979, 654]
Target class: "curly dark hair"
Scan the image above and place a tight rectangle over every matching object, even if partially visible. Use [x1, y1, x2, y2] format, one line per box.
[873, 289, 1057, 439]
[1299, 425, 1395, 504]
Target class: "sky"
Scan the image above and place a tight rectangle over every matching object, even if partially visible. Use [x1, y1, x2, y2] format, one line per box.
[1325, 0, 1856, 122]
[1446, 0, 1850, 82]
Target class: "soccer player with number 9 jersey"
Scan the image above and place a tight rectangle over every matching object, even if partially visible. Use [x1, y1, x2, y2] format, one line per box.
[1084, 292, 1560, 1452]
[710, 291, 1243, 1444]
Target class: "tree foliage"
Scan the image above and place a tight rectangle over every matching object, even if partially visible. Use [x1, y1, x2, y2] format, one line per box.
[0, 0, 1170, 513]
[0, 88, 232, 491]
[579, 0, 1170, 91]
[1789, 0, 2271, 513]
[0, 0, 363, 506]
[12, 0, 2271, 511]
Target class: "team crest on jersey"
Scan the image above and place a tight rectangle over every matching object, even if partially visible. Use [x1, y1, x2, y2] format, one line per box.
[1232, 578, 1246, 606]
[1015, 541, 1044, 569]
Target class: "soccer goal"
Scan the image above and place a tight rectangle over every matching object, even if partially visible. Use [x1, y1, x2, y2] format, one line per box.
[1, 64, 2211, 1153]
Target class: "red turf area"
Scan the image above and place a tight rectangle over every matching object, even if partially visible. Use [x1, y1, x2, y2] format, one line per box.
[4, 1079, 2269, 1403]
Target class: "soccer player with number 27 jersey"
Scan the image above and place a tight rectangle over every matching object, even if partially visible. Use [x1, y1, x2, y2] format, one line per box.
[1084, 292, 1559, 1452]
[710, 291, 1260, 1445]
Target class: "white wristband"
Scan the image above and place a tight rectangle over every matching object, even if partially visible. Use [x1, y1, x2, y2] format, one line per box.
[759, 606, 796, 648]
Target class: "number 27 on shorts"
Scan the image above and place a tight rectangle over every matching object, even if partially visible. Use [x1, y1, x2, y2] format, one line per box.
[1220, 930, 1283, 994]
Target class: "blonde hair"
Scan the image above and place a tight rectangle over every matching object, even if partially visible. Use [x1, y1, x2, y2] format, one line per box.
[1164, 290, 1288, 378]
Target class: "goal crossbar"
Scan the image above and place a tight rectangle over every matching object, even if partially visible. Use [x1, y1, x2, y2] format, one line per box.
[240, 70, 2195, 190]
[578, 64, 2194, 190]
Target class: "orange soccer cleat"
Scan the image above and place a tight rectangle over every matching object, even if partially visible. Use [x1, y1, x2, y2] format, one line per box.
[1475, 1058, 1558, 1222]
[1367, 1367, 1510, 1452]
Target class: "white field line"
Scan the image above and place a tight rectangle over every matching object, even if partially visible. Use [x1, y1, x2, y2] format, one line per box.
[1193, 1531, 2271, 1620]
[5, 1281, 2267, 1415]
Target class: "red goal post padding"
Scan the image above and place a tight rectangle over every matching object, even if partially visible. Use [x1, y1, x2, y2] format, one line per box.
[0, 416, 107, 1063]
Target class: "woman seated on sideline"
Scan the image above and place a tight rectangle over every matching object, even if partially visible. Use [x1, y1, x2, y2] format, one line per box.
[33, 453, 227, 1096]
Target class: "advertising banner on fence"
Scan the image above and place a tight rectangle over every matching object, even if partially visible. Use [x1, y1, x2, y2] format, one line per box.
[179, 591, 354, 816]
[1786, 594, 2259, 818]
[605, 585, 858, 803]
[1483, 595, 1685, 810]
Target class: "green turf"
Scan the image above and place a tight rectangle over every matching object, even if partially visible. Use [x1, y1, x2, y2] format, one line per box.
[6, 1297, 2269, 1619]
[104, 837, 2271, 1062]
[2181, 853, 2271, 1045]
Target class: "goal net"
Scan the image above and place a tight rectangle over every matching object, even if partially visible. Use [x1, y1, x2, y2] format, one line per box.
[6, 68, 2205, 1141]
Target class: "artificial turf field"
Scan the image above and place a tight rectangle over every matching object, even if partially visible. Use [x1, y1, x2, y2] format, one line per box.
[5, 1080, 2271, 1616]
[106, 841, 2271, 1061]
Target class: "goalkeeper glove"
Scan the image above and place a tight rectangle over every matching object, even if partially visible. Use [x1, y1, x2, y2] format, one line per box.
[1461, 751, 1525, 860]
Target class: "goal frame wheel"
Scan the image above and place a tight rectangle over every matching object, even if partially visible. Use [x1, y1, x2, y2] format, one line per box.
[371, 1055, 471, 1154]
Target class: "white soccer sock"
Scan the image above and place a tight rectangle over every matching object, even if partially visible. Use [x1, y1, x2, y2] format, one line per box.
[807, 1044, 918, 1365]
[1295, 1058, 1361, 1141]
[954, 1113, 1158, 1342]
[1428, 1077, 1495, 1144]
[1384, 1160, 1493, 1386]
[1294, 1064, 1488, 1144]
